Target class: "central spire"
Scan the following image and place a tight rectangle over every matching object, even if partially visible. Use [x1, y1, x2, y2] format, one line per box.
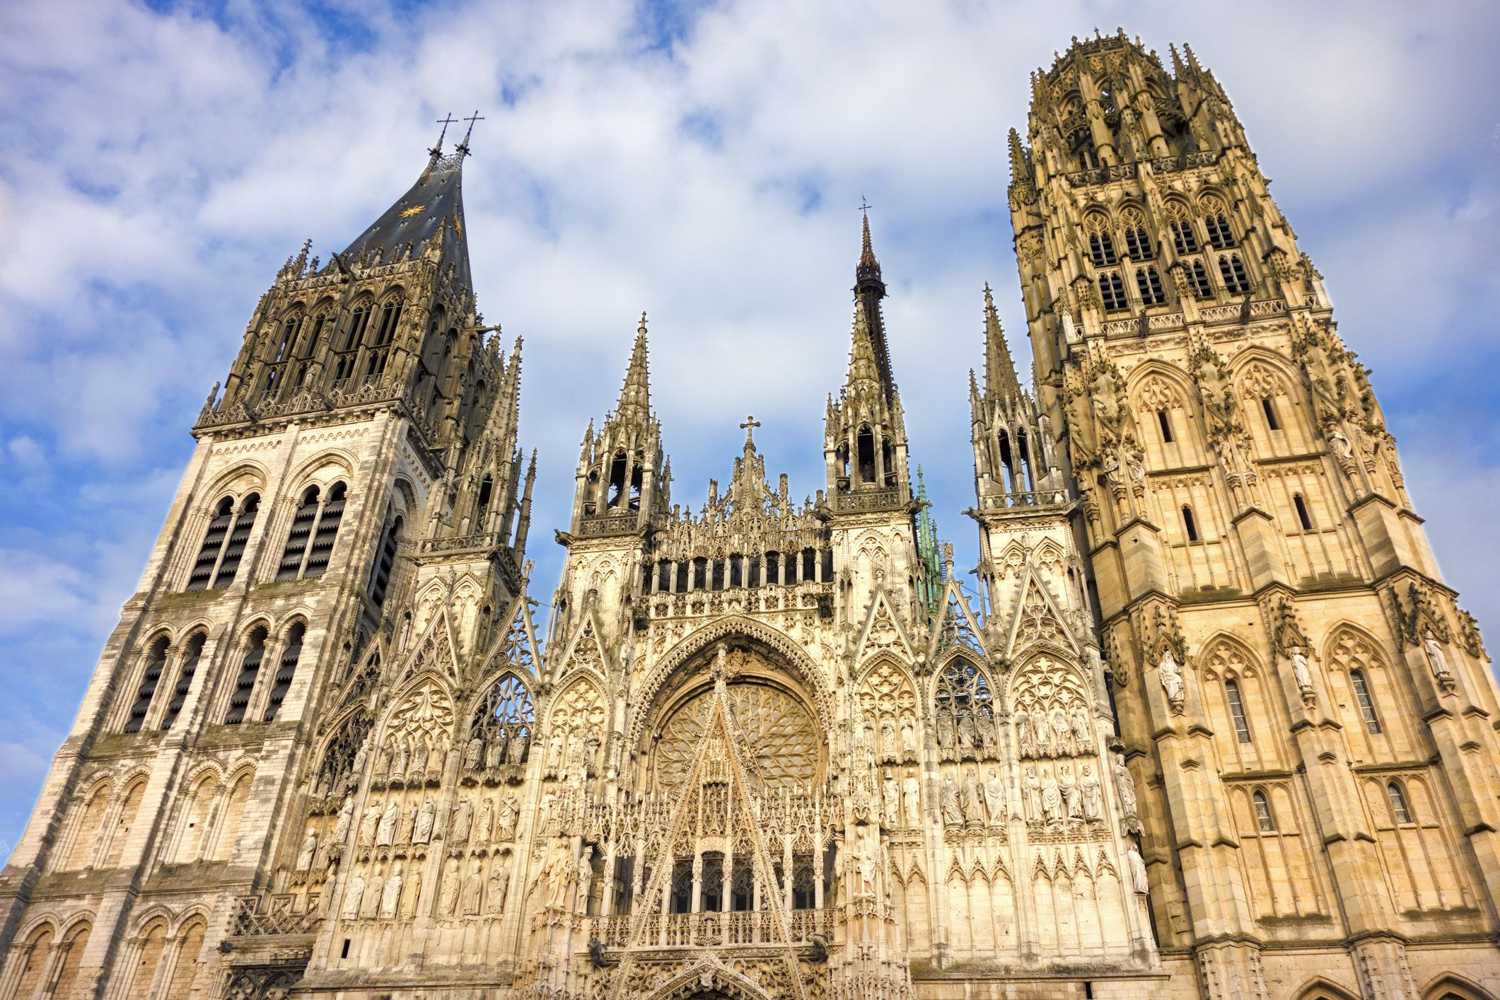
[615, 311, 652, 423]
[853, 208, 895, 404]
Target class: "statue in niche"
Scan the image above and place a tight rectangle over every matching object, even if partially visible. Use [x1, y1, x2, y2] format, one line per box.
[376, 800, 398, 847]
[334, 797, 354, 844]
[1014, 711, 1035, 758]
[1157, 647, 1186, 712]
[450, 799, 473, 845]
[351, 737, 369, 784]
[880, 719, 898, 763]
[464, 737, 483, 771]
[1023, 767, 1042, 822]
[546, 731, 565, 777]
[499, 797, 519, 840]
[380, 863, 402, 919]
[855, 831, 879, 898]
[1041, 770, 1062, 827]
[1080, 764, 1103, 822]
[962, 769, 982, 823]
[360, 870, 383, 919]
[341, 871, 365, 920]
[462, 865, 483, 915]
[1127, 842, 1150, 896]
[358, 804, 380, 849]
[397, 804, 415, 846]
[296, 831, 317, 871]
[936, 711, 956, 749]
[1049, 707, 1072, 757]
[900, 717, 918, 760]
[1424, 634, 1454, 686]
[488, 856, 511, 914]
[376, 741, 393, 781]
[413, 799, 436, 844]
[882, 773, 902, 828]
[390, 739, 409, 782]
[542, 840, 573, 910]
[1060, 764, 1082, 821]
[585, 736, 602, 778]
[475, 798, 494, 843]
[979, 709, 999, 754]
[902, 775, 921, 826]
[510, 729, 529, 765]
[439, 858, 460, 916]
[1112, 752, 1139, 827]
[576, 845, 595, 913]
[399, 869, 422, 918]
[491, 728, 509, 768]
[1070, 705, 1092, 752]
[1289, 646, 1314, 693]
[940, 774, 964, 826]
[983, 769, 1006, 824]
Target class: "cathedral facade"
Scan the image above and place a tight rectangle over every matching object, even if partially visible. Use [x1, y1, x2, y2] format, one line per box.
[2, 32, 1498, 1000]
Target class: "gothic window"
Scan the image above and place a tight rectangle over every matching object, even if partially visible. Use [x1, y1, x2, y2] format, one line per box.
[729, 554, 744, 587]
[1251, 789, 1276, 831]
[476, 474, 494, 525]
[1386, 781, 1413, 824]
[1136, 265, 1166, 305]
[692, 556, 708, 590]
[1088, 231, 1119, 267]
[1350, 670, 1382, 734]
[1225, 678, 1252, 743]
[802, 547, 817, 581]
[764, 551, 780, 585]
[711, 558, 725, 590]
[1182, 504, 1199, 542]
[368, 514, 403, 611]
[224, 626, 268, 725]
[1219, 253, 1251, 294]
[292, 314, 326, 390]
[606, 450, 628, 507]
[1124, 223, 1154, 261]
[934, 657, 994, 740]
[1170, 219, 1200, 255]
[653, 679, 819, 791]
[1204, 211, 1237, 249]
[262, 621, 304, 722]
[304, 481, 346, 577]
[882, 437, 897, 486]
[187, 493, 259, 591]
[363, 297, 402, 382]
[1187, 258, 1214, 299]
[857, 425, 876, 483]
[1098, 271, 1128, 311]
[1157, 409, 1174, 443]
[264, 314, 300, 398]
[1293, 493, 1314, 531]
[997, 428, 1015, 485]
[161, 631, 205, 730]
[1016, 428, 1036, 490]
[1261, 396, 1281, 431]
[124, 635, 170, 733]
[277, 485, 321, 579]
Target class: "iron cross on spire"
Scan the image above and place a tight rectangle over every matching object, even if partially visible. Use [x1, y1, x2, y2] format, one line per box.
[739, 414, 762, 444]
[858, 194, 873, 214]
[456, 109, 485, 156]
[430, 112, 457, 157]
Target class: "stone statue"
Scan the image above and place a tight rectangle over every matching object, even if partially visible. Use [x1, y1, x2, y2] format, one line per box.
[397, 805, 415, 846]
[1041, 770, 1062, 826]
[1070, 705, 1092, 751]
[1015, 711, 1035, 758]
[296, 830, 317, 871]
[1424, 635, 1453, 685]
[1290, 647, 1314, 693]
[546, 732, 564, 776]
[962, 769, 982, 823]
[376, 800, 398, 847]
[1112, 752, 1139, 823]
[856, 832, 879, 898]
[1158, 648, 1185, 711]
[413, 799, 436, 844]
[462, 867, 483, 915]
[940, 774, 964, 825]
[464, 737, 483, 770]
[1023, 767, 1042, 822]
[1080, 764, 1103, 821]
[334, 797, 354, 844]
[358, 805, 380, 849]
[576, 845, 595, 913]
[1127, 842, 1150, 895]
[342, 871, 365, 920]
[450, 799, 473, 845]
[499, 797, 519, 840]
[936, 711, 956, 748]
[361, 871, 382, 919]
[488, 857, 510, 914]
[390, 739, 409, 781]
[439, 859, 460, 915]
[1060, 764, 1082, 820]
[399, 869, 422, 918]
[543, 841, 572, 910]
[902, 775, 921, 825]
[880, 719, 898, 763]
[1050, 707, 1073, 757]
[900, 717, 918, 760]
[882, 774, 902, 828]
[510, 729, 529, 765]
[475, 798, 494, 844]
[380, 864, 402, 919]
[982, 769, 1006, 825]
[491, 728, 510, 768]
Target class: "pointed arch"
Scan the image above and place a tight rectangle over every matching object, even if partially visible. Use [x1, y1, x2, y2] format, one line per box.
[1422, 974, 1497, 1000]
[1291, 976, 1360, 1000]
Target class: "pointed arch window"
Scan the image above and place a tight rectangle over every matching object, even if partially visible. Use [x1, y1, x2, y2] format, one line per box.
[1350, 669, 1382, 734]
[224, 626, 267, 725]
[330, 304, 369, 387]
[124, 635, 170, 733]
[1124, 224, 1154, 261]
[186, 493, 259, 591]
[364, 298, 402, 382]
[1157, 409, 1175, 443]
[263, 314, 300, 399]
[1088, 231, 1119, 267]
[1135, 265, 1167, 306]
[1261, 396, 1281, 431]
[1386, 781, 1413, 824]
[1204, 211, 1237, 249]
[934, 657, 994, 750]
[161, 632, 205, 730]
[1182, 504, 1199, 542]
[1225, 678, 1252, 742]
[1293, 493, 1314, 531]
[1219, 253, 1251, 294]
[262, 621, 304, 722]
[292, 313, 326, 391]
[856, 426, 877, 483]
[368, 514, 403, 611]
[1170, 219, 1200, 255]
[1186, 258, 1214, 299]
[278, 482, 346, 580]
[1098, 271, 1128, 311]
[1251, 789, 1276, 831]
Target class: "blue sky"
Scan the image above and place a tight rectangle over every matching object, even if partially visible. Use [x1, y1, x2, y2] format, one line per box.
[1, 0, 1497, 854]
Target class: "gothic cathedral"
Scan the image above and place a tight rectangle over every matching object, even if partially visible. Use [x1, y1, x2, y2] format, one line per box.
[2, 32, 1497, 1000]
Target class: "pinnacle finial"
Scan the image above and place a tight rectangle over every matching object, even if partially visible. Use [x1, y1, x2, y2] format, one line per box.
[615, 311, 652, 421]
[1007, 129, 1029, 185]
[982, 283, 1021, 402]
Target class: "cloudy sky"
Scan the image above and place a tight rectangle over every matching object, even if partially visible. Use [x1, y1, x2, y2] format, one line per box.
[1, 0, 1497, 851]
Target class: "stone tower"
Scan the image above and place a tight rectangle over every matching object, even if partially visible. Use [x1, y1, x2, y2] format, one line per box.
[1009, 30, 1500, 999]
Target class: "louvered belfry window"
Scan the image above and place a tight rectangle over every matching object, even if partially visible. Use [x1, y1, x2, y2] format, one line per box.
[161, 633, 205, 730]
[277, 482, 347, 581]
[187, 493, 259, 591]
[263, 622, 304, 722]
[224, 627, 267, 725]
[123, 636, 170, 733]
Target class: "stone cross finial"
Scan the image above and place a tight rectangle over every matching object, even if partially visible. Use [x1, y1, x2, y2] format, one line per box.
[739, 415, 761, 444]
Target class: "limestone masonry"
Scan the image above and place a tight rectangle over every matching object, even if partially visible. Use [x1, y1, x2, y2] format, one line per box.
[2, 30, 1497, 1000]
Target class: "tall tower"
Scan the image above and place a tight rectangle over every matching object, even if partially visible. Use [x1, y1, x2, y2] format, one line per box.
[0, 128, 538, 997]
[1010, 31, 1500, 998]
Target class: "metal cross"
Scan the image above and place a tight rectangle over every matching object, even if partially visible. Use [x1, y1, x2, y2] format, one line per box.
[434, 112, 457, 145]
[858, 195, 873, 214]
[458, 109, 486, 151]
[739, 415, 762, 441]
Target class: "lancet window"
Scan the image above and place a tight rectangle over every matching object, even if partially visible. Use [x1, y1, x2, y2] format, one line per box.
[187, 493, 260, 591]
[224, 626, 268, 725]
[1219, 253, 1251, 294]
[363, 297, 402, 382]
[278, 481, 347, 580]
[464, 673, 535, 774]
[123, 635, 170, 733]
[933, 657, 997, 759]
[262, 621, 304, 722]
[330, 303, 370, 387]
[368, 513, 403, 611]
[161, 631, 205, 730]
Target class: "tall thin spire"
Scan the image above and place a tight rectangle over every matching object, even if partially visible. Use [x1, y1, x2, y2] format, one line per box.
[1007, 128, 1029, 186]
[847, 297, 881, 389]
[615, 311, 652, 422]
[982, 283, 1022, 401]
[852, 205, 895, 403]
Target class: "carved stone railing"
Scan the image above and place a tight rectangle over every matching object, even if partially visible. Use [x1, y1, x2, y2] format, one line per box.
[976, 488, 1069, 511]
[1148, 150, 1220, 174]
[646, 582, 834, 621]
[1065, 162, 1138, 187]
[834, 487, 903, 513]
[578, 513, 639, 538]
[230, 893, 323, 937]
[591, 907, 832, 950]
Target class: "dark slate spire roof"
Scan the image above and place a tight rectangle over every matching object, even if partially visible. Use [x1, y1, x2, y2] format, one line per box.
[340, 147, 472, 287]
[853, 209, 896, 404]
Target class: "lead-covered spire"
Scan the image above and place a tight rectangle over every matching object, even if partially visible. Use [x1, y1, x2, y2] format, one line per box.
[339, 143, 473, 288]
[853, 208, 896, 404]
